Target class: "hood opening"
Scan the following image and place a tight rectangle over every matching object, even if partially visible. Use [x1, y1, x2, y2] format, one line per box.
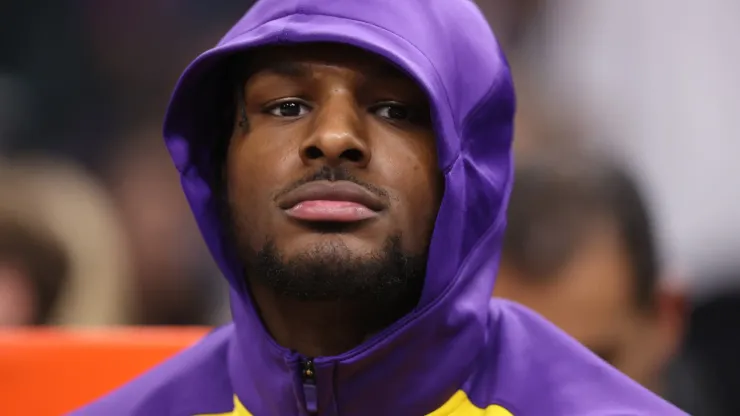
[164, 4, 514, 412]
[165, 38, 458, 304]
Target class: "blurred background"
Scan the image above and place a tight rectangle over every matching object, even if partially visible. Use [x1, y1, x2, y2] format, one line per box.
[0, 1, 738, 414]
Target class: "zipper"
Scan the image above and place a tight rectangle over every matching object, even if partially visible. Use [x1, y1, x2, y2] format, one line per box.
[301, 358, 318, 415]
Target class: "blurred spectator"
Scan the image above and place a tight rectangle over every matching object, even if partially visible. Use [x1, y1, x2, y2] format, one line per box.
[2, 1, 246, 326]
[0, 156, 133, 326]
[541, 0, 740, 296]
[0, 0, 254, 171]
[104, 121, 227, 326]
[0, 187, 68, 326]
[494, 152, 691, 399]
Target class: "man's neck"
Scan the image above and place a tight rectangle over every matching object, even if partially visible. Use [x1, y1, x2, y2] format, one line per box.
[249, 282, 382, 357]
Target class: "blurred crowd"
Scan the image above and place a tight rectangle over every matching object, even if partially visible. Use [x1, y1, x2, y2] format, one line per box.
[1, 1, 738, 415]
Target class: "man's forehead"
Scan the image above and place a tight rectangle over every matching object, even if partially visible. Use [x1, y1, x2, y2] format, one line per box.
[243, 43, 410, 81]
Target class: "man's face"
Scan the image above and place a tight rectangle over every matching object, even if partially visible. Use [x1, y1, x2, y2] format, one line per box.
[225, 43, 441, 304]
[495, 219, 678, 390]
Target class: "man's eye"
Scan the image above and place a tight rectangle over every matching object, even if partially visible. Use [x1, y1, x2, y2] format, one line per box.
[374, 104, 410, 121]
[267, 101, 310, 118]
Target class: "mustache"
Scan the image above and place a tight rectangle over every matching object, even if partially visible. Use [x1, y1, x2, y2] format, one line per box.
[274, 166, 389, 202]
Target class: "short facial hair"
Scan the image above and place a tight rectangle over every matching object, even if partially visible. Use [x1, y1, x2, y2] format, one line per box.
[245, 235, 426, 304]
[221, 166, 429, 317]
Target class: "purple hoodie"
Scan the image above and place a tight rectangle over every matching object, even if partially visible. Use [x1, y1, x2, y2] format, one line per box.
[74, 0, 687, 414]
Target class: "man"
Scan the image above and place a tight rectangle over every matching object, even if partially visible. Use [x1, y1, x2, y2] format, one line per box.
[76, 0, 685, 414]
[494, 154, 725, 415]
[494, 153, 685, 393]
[0, 167, 69, 326]
[0, 221, 68, 326]
[105, 121, 223, 325]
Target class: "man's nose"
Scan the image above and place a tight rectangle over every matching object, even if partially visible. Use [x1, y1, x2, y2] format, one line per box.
[299, 93, 370, 169]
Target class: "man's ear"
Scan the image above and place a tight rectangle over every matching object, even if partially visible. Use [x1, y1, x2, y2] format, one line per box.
[653, 275, 689, 365]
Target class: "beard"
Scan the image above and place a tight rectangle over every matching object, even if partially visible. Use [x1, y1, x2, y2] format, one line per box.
[219, 167, 430, 324]
[244, 235, 427, 304]
[235, 233, 428, 330]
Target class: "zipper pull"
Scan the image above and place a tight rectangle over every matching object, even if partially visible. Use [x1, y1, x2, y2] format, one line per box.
[301, 359, 318, 414]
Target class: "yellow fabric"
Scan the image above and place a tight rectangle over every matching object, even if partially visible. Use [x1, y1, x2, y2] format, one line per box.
[196, 390, 513, 415]
[426, 390, 514, 415]
[195, 395, 252, 416]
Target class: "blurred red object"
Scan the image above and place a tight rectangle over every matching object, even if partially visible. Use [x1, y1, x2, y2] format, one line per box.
[0, 327, 208, 415]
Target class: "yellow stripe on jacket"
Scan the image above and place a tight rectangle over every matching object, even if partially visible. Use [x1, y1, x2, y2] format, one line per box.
[196, 390, 514, 416]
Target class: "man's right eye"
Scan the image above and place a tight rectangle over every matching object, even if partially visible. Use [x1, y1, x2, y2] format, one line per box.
[265, 101, 310, 118]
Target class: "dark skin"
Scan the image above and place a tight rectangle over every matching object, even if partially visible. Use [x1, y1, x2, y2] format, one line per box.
[226, 43, 442, 357]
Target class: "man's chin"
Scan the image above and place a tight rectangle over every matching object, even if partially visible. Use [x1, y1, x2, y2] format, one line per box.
[276, 232, 384, 261]
[243, 232, 424, 303]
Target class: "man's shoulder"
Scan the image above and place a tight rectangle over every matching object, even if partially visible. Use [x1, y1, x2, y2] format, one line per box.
[71, 324, 236, 416]
[462, 299, 687, 415]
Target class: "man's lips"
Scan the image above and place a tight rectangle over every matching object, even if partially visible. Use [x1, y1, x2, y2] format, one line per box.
[277, 181, 385, 223]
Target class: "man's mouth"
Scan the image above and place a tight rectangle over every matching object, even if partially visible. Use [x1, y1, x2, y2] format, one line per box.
[278, 181, 385, 223]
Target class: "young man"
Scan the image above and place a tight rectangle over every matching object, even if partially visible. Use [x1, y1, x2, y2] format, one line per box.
[0, 219, 68, 326]
[0, 164, 70, 326]
[76, 0, 685, 414]
[494, 154, 686, 395]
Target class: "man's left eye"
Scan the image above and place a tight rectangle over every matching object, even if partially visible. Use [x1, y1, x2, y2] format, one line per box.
[374, 104, 410, 120]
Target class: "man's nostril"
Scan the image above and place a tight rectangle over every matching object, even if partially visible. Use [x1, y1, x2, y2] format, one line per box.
[305, 146, 323, 159]
[341, 149, 363, 163]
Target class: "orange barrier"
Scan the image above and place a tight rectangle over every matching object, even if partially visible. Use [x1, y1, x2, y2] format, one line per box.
[0, 327, 209, 416]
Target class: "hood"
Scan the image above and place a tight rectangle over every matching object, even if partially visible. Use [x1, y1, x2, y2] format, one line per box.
[163, 0, 515, 414]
